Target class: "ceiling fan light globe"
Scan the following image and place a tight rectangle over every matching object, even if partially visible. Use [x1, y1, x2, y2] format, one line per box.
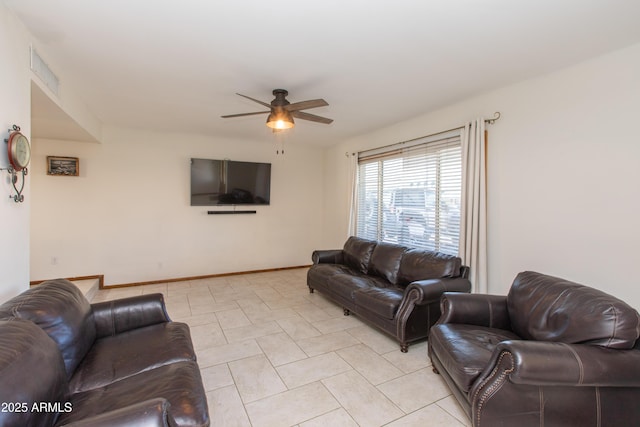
[266, 111, 295, 129]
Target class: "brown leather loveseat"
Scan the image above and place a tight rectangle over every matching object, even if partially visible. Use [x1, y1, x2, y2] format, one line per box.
[0, 279, 209, 427]
[307, 236, 471, 352]
[429, 271, 640, 427]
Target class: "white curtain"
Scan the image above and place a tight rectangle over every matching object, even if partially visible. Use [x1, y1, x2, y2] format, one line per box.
[459, 119, 488, 293]
[347, 152, 358, 237]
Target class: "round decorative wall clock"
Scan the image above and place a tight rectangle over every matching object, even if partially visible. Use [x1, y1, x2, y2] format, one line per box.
[2, 125, 30, 203]
[6, 128, 31, 171]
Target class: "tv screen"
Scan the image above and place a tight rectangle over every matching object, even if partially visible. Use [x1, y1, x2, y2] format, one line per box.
[190, 158, 271, 206]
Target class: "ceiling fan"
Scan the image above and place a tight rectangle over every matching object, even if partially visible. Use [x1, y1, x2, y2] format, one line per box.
[221, 89, 333, 130]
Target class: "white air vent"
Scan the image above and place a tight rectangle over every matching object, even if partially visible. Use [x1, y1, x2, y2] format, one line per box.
[30, 45, 59, 97]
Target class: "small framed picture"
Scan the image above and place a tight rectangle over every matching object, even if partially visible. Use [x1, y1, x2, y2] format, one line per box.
[47, 156, 79, 176]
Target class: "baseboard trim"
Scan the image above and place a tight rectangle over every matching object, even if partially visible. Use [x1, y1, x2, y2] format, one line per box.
[100, 265, 311, 289]
[30, 274, 104, 288]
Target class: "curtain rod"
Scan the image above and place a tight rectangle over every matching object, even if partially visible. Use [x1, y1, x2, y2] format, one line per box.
[346, 112, 501, 157]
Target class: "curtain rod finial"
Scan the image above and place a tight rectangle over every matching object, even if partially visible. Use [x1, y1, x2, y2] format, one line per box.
[486, 112, 501, 124]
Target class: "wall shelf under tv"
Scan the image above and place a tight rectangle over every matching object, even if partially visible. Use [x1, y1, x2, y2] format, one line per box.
[207, 210, 257, 215]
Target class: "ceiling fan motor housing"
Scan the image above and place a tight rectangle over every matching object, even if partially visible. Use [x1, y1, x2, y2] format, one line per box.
[271, 89, 290, 107]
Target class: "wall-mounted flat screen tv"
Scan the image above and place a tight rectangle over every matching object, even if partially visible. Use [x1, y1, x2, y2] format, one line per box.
[190, 158, 271, 206]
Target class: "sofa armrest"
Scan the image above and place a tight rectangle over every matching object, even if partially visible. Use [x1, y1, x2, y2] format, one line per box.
[59, 398, 178, 427]
[405, 278, 472, 305]
[312, 249, 344, 264]
[92, 293, 171, 338]
[437, 292, 511, 330]
[470, 340, 640, 427]
[484, 340, 640, 387]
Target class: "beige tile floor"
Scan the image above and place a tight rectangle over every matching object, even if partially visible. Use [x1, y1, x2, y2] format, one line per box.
[91, 268, 471, 427]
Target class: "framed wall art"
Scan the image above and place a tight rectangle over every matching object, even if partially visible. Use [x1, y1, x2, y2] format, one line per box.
[47, 156, 79, 176]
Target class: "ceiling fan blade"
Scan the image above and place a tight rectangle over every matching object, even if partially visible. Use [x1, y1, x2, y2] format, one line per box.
[291, 110, 333, 124]
[285, 99, 329, 112]
[236, 93, 271, 108]
[221, 111, 270, 118]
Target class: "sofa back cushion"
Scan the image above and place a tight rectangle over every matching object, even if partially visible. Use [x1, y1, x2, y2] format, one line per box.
[0, 318, 68, 427]
[343, 236, 377, 274]
[397, 249, 462, 286]
[368, 242, 406, 285]
[507, 271, 640, 349]
[0, 279, 96, 378]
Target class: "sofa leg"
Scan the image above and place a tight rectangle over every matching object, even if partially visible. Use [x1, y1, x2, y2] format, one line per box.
[343, 308, 350, 316]
[400, 344, 408, 353]
[432, 366, 439, 374]
[308, 287, 314, 293]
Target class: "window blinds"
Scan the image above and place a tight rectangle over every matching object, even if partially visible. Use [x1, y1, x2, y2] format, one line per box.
[355, 131, 462, 255]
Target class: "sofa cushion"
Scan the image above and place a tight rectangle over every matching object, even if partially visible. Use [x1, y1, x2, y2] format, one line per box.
[0, 319, 69, 427]
[343, 236, 377, 274]
[69, 322, 197, 393]
[368, 242, 406, 285]
[429, 323, 521, 393]
[397, 249, 462, 286]
[0, 279, 96, 378]
[307, 263, 355, 287]
[58, 361, 209, 427]
[353, 287, 404, 320]
[328, 273, 380, 302]
[507, 271, 640, 349]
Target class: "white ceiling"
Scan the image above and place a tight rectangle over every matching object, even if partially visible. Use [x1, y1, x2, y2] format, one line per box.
[7, 0, 640, 146]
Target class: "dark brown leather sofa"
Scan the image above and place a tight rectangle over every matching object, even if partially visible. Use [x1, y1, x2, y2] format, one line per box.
[307, 236, 471, 352]
[429, 271, 640, 427]
[0, 279, 209, 427]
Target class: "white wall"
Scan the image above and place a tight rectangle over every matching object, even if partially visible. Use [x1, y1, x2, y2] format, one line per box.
[0, 4, 31, 301]
[30, 127, 324, 285]
[324, 42, 640, 309]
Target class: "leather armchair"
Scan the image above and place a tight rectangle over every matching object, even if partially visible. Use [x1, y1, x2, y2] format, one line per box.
[429, 271, 640, 427]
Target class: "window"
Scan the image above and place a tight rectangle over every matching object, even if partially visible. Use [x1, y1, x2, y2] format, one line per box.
[355, 131, 462, 255]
